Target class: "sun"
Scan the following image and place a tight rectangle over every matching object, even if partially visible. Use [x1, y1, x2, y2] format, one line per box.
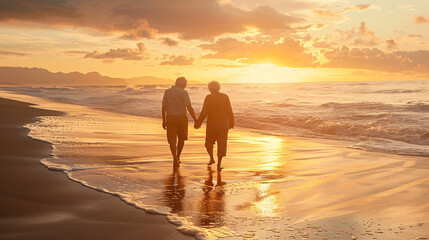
[237, 63, 301, 83]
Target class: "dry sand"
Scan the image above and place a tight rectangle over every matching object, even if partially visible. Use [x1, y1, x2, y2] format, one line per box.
[0, 98, 193, 240]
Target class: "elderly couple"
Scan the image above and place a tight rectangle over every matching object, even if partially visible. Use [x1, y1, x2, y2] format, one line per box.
[162, 77, 234, 170]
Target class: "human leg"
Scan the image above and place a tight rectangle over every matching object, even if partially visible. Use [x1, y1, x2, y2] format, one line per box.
[205, 126, 217, 165]
[205, 142, 215, 165]
[169, 142, 178, 165]
[176, 115, 188, 165]
[217, 156, 223, 171]
[166, 115, 179, 166]
[216, 124, 229, 170]
[177, 139, 184, 164]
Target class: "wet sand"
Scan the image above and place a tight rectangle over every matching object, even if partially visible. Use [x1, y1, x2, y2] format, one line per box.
[0, 97, 193, 240]
[1, 91, 428, 240]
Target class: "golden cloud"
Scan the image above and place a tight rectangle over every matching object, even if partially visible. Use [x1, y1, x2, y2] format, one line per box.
[385, 39, 397, 50]
[160, 37, 178, 46]
[0, 0, 305, 40]
[315, 22, 380, 49]
[199, 37, 317, 67]
[323, 46, 429, 73]
[0, 50, 30, 56]
[160, 55, 194, 65]
[414, 15, 429, 25]
[84, 43, 148, 62]
[313, 4, 376, 18]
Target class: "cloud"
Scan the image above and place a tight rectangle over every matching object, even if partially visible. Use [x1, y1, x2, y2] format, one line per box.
[401, 4, 420, 12]
[64, 50, 90, 54]
[229, 0, 320, 12]
[385, 39, 397, 50]
[332, 22, 379, 47]
[407, 34, 423, 39]
[0, 50, 29, 56]
[394, 50, 429, 70]
[314, 4, 376, 18]
[0, 0, 76, 21]
[323, 46, 429, 73]
[84, 42, 148, 62]
[160, 55, 194, 65]
[214, 63, 246, 68]
[119, 21, 157, 39]
[199, 37, 317, 67]
[414, 15, 429, 24]
[160, 37, 178, 46]
[115, 3, 304, 39]
[346, 4, 375, 11]
[311, 22, 380, 51]
[313, 9, 340, 18]
[0, 0, 305, 40]
[313, 41, 332, 48]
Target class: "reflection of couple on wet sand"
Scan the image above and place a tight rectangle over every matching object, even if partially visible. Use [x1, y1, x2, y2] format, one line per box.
[162, 77, 234, 170]
[162, 166, 226, 228]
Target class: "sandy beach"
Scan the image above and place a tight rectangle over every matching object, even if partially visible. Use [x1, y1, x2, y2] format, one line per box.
[0, 97, 193, 240]
[0, 91, 428, 240]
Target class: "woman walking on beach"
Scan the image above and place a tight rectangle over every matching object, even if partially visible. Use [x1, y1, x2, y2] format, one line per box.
[195, 81, 234, 170]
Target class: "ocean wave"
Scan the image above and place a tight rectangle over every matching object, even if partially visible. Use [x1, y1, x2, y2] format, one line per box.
[118, 88, 154, 95]
[336, 113, 392, 120]
[373, 89, 424, 94]
[349, 138, 429, 157]
[236, 114, 429, 147]
[406, 103, 429, 112]
[321, 102, 395, 111]
[321, 102, 429, 113]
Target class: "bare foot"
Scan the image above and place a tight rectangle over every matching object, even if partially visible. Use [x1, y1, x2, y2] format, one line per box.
[207, 159, 215, 165]
[173, 157, 180, 167]
[217, 164, 223, 171]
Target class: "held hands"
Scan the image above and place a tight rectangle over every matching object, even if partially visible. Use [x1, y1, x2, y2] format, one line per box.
[194, 121, 201, 129]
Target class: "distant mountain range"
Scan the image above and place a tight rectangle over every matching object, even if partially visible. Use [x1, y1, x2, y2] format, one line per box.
[0, 67, 126, 86]
[125, 76, 200, 85]
[0, 67, 199, 86]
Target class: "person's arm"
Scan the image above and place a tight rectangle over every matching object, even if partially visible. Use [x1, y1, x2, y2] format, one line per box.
[187, 105, 197, 122]
[226, 95, 234, 129]
[162, 105, 167, 130]
[162, 92, 167, 130]
[183, 90, 196, 122]
[195, 96, 209, 129]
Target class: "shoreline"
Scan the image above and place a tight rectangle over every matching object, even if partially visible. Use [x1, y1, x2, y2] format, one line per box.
[0, 97, 193, 240]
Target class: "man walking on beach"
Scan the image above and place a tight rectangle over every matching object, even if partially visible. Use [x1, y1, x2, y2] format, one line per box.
[162, 77, 197, 167]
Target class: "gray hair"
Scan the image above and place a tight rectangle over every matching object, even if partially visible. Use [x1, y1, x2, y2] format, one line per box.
[208, 81, 220, 93]
[175, 77, 187, 88]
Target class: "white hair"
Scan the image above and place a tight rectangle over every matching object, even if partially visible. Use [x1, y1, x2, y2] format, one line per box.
[208, 81, 220, 93]
[175, 77, 187, 88]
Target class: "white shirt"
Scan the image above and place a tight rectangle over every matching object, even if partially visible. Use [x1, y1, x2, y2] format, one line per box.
[162, 86, 191, 115]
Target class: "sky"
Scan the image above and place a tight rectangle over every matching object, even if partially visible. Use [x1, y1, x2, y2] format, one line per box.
[0, 0, 428, 83]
